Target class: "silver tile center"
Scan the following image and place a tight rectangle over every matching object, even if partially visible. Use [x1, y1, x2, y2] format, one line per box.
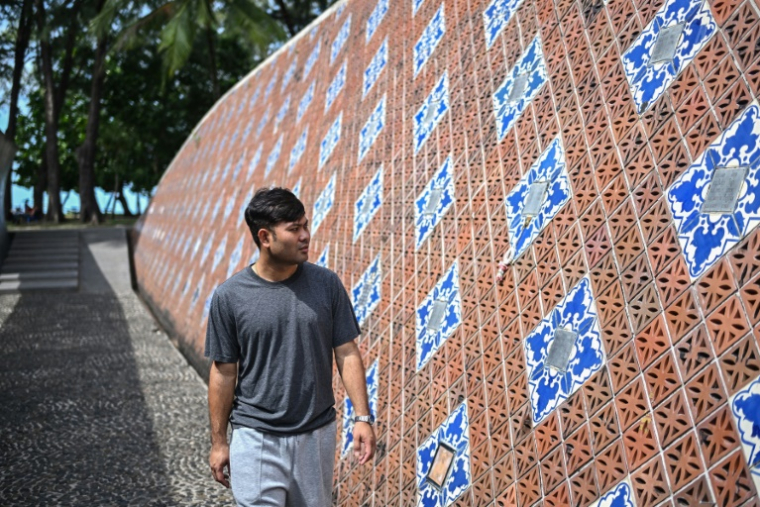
[650, 23, 685, 65]
[546, 328, 577, 373]
[427, 298, 448, 333]
[508, 73, 530, 103]
[522, 180, 550, 217]
[702, 166, 748, 214]
[425, 187, 444, 215]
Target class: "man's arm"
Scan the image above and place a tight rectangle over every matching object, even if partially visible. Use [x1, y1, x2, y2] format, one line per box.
[208, 360, 237, 488]
[334, 340, 376, 465]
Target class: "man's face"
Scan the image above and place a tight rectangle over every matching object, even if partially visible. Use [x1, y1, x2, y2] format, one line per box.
[264, 215, 310, 264]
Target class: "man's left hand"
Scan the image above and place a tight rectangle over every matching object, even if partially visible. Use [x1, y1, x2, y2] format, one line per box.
[353, 422, 376, 465]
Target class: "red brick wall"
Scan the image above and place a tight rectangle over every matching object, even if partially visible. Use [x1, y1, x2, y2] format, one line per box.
[133, 0, 760, 503]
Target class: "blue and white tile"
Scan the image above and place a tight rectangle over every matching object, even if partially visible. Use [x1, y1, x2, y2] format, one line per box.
[363, 38, 388, 98]
[352, 254, 382, 327]
[221, 158, 232, 181]
[416, 261, 462, 370]
[414, 72, 449, 153]
[223, 196, 235, 221]
[326, 61, 347, 112]
[524, 276, 604, 424]
[505, 136, 571, 262]
[320, 113, 342, 170]
[331, 15, 351, 64]
[200, 233, 216, 266]
[354, 166, 384, 242]
[264, 70, 278, 101]
[359, 97, 386, 162]
[265, 134, 284, 178]
[414, 4, 445, 77]
[190, 273, 206, 310]
[297, 81, 315, 124]
[366, 0, 389, 43]
[590, 479, 637, 507]
[415, 155, 455, 249]
[248, 85, 262, 110]
[336, 1, 346, 18]
[316, 243, 330, 268]
[247, 144, 263, 180]
[304, 40, 321, 80]
[282, 59, 297, 92]
[227, 235, 246, 280]
[416, 402, 471, 507]
[313, 172, 337, 234]
[413, 0, 426, 17]
[666, 102, 760, 279]
[292, 177, 302, 198]
[212, 234, 228, 273]
[243, 119, 254, 143]
[341, 359, 379, 457]
[289, 127, 308, 174]
[274, 95, 291, 131]
[231, 152, 245, 181]
[255, 106, 271, 139]
[622, 0, 717, 113]
[238, 190, 253, 225]
[730, 375, 760, 492]
[202, 284, 219, 322]
[493, 35, 547, 140]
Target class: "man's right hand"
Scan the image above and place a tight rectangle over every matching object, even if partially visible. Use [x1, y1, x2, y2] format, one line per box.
[209, 443, 231, 488]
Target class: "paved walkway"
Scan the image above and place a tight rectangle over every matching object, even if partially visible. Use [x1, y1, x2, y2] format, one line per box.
[0, 227, 234, 506]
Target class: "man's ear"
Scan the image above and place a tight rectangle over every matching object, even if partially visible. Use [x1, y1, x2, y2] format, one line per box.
[257, 228, 271, 248]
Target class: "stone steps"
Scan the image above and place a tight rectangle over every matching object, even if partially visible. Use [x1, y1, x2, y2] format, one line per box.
[0, 231, 79, 293]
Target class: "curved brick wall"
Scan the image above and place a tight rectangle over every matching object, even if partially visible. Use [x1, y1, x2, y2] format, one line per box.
[132, 0, 760, 502]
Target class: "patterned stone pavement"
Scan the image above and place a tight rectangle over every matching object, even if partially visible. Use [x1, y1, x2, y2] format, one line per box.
[0, 229, 233, 506]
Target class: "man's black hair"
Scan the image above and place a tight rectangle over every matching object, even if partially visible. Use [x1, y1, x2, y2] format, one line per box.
[244, 187, 305, 247]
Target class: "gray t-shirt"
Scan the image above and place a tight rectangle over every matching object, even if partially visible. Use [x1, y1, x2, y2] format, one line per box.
[204, 262, 361, 435]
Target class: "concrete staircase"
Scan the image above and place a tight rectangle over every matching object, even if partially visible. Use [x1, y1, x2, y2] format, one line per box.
[0, 230, 79, 293]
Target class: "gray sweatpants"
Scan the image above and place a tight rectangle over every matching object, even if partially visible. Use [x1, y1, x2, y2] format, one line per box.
[229, 421, 337, 507]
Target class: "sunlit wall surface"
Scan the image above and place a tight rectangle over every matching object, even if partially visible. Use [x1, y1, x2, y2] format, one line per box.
[132, 0, 760, 503]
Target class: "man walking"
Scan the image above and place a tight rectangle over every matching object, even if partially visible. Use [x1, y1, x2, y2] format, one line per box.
[205, 187, 376, 506]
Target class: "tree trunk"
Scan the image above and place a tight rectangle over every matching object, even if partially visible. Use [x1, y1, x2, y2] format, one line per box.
[34, 156, 47, 211]
[117, 180, 134, 217]
[4, 0, 33, 220]
[76, 0, 107, 225]
[35, 0, 63, 223]
[205, 24, 220, 100]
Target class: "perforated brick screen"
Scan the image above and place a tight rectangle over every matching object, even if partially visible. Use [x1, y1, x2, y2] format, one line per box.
[132, 0, 760, 503]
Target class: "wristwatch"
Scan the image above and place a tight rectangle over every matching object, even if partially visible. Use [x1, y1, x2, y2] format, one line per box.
[354, 415, 375, 425]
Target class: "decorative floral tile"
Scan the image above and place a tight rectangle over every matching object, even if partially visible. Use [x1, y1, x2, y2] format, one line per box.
[505, 136, 571, 262]
[493, 35, 547, 140]
[255, 106, 271, 138]
[190, 273, 205, 310]
[415, 155, 455, 249]
[247, 144, 262, 180]
[331, 15, 351, 64]
[416, 261, 462, 370]
[303, 40, 321, 80]
[292, 177, 302, 198]
[297, 81, 316, 123]
[231, 152, 244, 181]
[524, 277, 604, 424]
[200, 233, 216, 266]
[414, 4, 445, 77]
[316, 243, 329, 268]
[281, 58, 297, 92]
[366, 0, 388, 43]
[730, 375, 760, 492]
[320, 113, 342, 170]
[363, 38, 388, 98]
[227, 235, 245, 280]
[248, 85, 261, 110]
[359, 97, 386, 162]
[336, 1, 346, 18]
[202, 284, 218, 322]
[341, 359, 379, 457]
[416, 402, 471, 507]
[621, 0, 716, 113]
[591, 480, 637, 507]
[351, 254, 382, 327]
[414, 72, 449, 153]
[666, 102, 760, 279]
[238, 190, 253, 225]
[354, 166, 384, 242]
[274, 95, 291, 131]
[312, 172, 337, 234]
[265, 134, 283, 178]
[289, 127, 308, 174]
[264, 70, 278, 101]
[413, 0, 426, 17]
[326, 61, 346, 112]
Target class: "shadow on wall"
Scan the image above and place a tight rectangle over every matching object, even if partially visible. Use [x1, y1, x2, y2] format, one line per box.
[0, 237, 174, 505]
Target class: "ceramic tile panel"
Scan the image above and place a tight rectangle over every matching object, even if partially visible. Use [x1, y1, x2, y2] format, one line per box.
[133, 0, 760, 502]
